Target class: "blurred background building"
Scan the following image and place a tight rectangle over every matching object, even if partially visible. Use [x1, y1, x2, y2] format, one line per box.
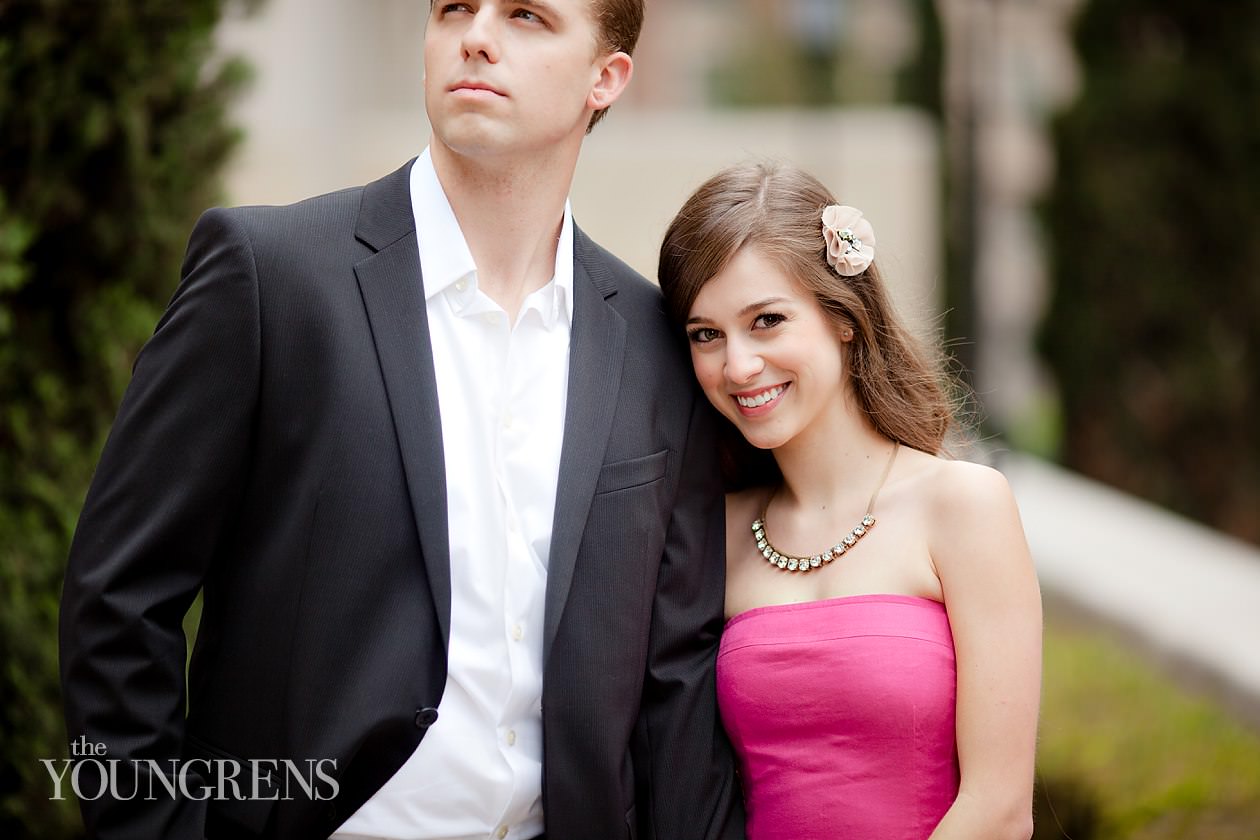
[214, 0, 1077, 435]
[216, 0, 945, 334]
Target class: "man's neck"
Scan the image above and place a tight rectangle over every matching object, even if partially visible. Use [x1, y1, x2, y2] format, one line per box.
[430, 139, 580, 321]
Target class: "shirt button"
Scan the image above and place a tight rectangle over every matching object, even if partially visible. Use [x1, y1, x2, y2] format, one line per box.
[502, 410, 514, 428]
[511, 624, 523, 641]
[482, 312, 497, 325]
[506, 729, 517, 746]
[496, 826, 508, 839]
[454, 278, 468, 292]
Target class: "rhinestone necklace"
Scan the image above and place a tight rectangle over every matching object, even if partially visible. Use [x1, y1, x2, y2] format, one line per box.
[752, 443, 899, 573]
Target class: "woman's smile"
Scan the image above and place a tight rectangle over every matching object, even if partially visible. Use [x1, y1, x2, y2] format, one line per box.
[733, 382, 790, 416]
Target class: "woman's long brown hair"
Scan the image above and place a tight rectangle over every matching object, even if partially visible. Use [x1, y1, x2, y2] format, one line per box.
[658, 160, 961, 490]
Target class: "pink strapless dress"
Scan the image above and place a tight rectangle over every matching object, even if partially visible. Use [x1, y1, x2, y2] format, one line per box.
[717, 594, 959, 840]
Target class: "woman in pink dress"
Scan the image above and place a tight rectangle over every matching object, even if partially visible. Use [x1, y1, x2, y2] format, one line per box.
[658, 162, 1042, 840]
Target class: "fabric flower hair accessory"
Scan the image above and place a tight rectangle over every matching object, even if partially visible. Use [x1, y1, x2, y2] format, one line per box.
[821, 205, 876, 277]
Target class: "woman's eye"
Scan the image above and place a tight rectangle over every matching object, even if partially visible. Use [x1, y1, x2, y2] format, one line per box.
[688, 327, 720, 344]
[754, 313, 786, 329]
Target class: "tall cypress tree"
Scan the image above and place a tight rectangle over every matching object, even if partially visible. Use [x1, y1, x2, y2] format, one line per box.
[1041, 1, 1260, 542]
[0, 2, 258, 834]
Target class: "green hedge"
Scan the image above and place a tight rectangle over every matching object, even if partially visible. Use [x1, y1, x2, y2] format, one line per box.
[1040, 1, 1260, 543]
[0, 2, 256, 835]
[1035, 613, 1260, 838]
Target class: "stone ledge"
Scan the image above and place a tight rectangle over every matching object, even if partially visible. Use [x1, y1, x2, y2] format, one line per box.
[999, 451, 1260, 726]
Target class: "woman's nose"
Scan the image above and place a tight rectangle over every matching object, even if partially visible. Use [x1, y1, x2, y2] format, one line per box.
[724, 339, 765, 385]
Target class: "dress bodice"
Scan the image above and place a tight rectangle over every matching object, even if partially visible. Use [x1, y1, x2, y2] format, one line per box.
[717, 594, 959, 840]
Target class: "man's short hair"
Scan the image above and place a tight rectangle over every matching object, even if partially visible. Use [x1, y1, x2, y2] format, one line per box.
[587, 0, 644, 130]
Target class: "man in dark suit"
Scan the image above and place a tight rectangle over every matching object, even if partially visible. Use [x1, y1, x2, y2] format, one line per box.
[58, 2, 743, 839]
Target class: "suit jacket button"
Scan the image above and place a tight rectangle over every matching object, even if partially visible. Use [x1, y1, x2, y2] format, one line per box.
[415, 707, 439, 728]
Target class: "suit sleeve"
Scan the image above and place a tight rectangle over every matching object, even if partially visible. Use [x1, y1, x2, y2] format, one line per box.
[635, 390, 746, 840]
[59, 207, 261, 839]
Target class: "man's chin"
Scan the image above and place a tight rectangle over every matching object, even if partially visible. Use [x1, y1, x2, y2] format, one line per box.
[429, 118, 521, 158]
[430, 113, 588, 161]
[429, 135, 502, 164]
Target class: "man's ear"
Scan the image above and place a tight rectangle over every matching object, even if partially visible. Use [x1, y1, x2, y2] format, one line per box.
[588, 51, 633, 112]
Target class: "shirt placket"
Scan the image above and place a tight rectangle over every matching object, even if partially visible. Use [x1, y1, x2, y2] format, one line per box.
[490, 307, 543, 839]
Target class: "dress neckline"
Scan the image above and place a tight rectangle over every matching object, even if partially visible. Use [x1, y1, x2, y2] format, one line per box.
[724, 593, 944, 630]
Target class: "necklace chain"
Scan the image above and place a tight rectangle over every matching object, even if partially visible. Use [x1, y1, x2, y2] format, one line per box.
[751, 443, 899, 574]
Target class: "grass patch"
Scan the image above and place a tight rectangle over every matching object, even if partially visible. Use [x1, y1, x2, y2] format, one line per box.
[1034, 610, 1260, 839]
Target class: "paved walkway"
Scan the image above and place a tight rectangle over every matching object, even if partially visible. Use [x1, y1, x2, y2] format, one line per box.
[998, 452, 1260, 724]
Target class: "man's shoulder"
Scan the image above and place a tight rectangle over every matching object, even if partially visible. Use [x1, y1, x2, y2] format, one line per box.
[208, 183, 365, 231]
[203, 159, 414, 240]
[573, 227, 664, 313]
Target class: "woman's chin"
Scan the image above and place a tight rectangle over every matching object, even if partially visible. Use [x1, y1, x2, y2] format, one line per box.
[731, 424, 790, 452]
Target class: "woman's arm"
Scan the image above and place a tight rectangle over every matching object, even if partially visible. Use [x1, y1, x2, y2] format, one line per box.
[928, 461, 1042, 840]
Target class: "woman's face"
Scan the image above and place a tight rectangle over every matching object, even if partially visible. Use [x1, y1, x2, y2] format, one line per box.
[684, 247, 851, 452]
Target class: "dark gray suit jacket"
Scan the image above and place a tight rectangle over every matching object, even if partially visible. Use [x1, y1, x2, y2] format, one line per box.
[60, 161, 744, 840]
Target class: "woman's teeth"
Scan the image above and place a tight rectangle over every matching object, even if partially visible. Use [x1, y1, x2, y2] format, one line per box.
[736, 385, 785, 408]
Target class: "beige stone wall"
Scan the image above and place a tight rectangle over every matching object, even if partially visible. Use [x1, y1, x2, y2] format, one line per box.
[575, 109, 941, 336]
[215, 0, 430, 203]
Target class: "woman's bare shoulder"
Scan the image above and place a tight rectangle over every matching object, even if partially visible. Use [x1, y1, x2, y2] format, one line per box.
[916, 455, 1031, 579]
[923, 457, 1017, 520]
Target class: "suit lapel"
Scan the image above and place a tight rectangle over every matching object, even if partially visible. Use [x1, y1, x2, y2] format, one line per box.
[544, 228, 627, 664]
[353, 160, 452, 649]
[352, 180, 625, 663]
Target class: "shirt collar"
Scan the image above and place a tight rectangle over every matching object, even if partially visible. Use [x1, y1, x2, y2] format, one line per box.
[410, 148, 574, 327]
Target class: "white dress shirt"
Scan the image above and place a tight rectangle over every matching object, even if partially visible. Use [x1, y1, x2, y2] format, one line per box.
[332, 149, 572, 840]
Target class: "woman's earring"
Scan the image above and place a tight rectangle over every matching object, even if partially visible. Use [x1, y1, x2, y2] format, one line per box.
[841, 328, 854, 341]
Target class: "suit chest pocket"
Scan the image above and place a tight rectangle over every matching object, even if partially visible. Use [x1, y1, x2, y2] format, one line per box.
[594, 449, 669, 495]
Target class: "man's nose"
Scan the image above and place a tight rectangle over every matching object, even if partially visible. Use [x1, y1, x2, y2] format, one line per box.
[461, 9, 501, 63]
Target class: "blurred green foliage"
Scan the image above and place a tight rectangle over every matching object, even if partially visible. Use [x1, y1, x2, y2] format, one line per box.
[0, 1, 257, 835]
[709, 1, 925, 109]
[1035, 613, 1260, 838]
[709, 29, 840, 108]
[704, 1, 834, 107]
[894, 0, 942, 119]
[1041, 1, 1260, 543]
